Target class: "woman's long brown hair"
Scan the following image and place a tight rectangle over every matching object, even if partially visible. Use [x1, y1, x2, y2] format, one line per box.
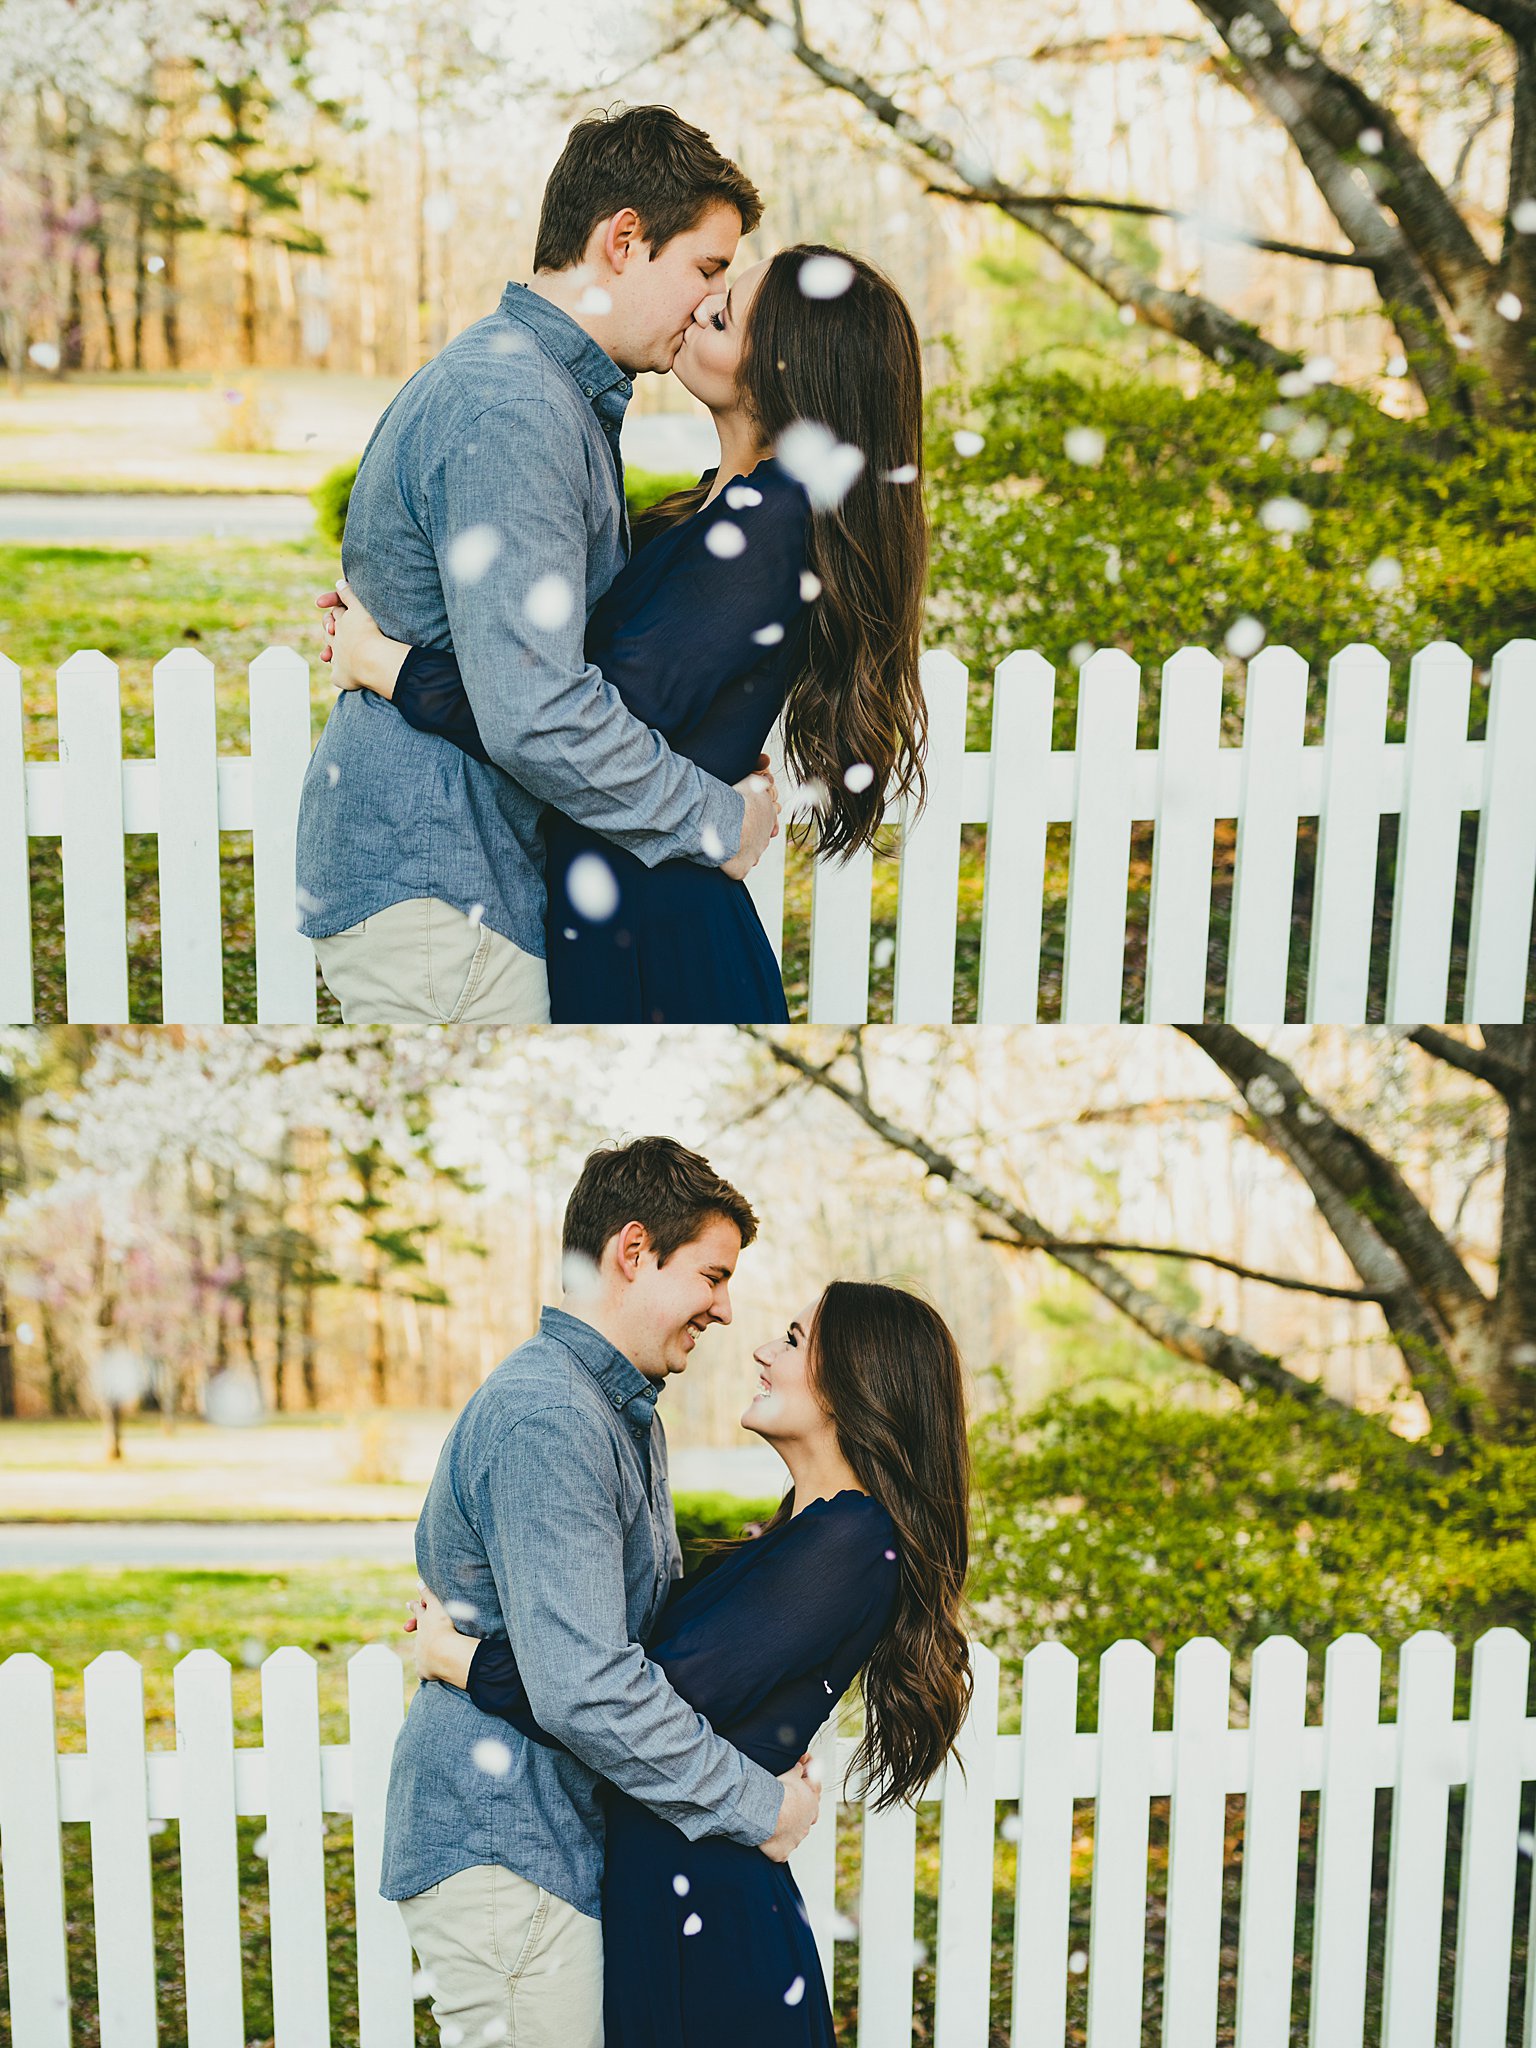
[635, 245, 929, 860]
[749, 1280, 972, 1807]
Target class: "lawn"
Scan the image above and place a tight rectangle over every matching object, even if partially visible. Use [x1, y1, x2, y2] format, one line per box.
[2, 539, 1491, 1027]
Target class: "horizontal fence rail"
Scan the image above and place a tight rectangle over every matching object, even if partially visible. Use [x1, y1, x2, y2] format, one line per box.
[2, 1629, 1534, 2047]
[3, 639, 1534, 1026]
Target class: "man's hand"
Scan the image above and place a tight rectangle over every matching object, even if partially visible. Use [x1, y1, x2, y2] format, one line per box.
[721, 755, 780, 880]
[759, 1756, 821, 1862]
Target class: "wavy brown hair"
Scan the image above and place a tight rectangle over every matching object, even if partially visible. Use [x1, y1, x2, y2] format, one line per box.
[748, 1281, 972, 1806]
[636, 245, 929, 860]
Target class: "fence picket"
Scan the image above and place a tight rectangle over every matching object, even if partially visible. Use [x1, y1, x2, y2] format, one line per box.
[173, 1651, 244, 2048]
[346, 1647, 412, 2048]
[0, 658, 33, 1023]
[1451, 1628, 1530, 2048]
[788, 1717, 841, 1997]
[1012, 1641, 1079, 2048]
[1062, 650, 1139, 1023]
[1381, 1632, 1456, 2048]
[857, 1784, 918, 2048]
[978, 651, 1055, 1023]
[261, 1648, 331, 2048]
[1162, 1638, 1231, 2046]
[934, 1640, 999, 2048]
[1308, 1634, 1382, 2048]
[1087, 1639, 1156, 2048]
[249, 649, 316, 1025]
[1146, 648, 1222, 1023]
[0, 1654, 71, 2048]
[6, 637, 1535, 1025]
[153, 651, 225, 1023]
[893, 651, 967, 1023]
[1234, 1636, 1307, 2048]
[743, 722, 788, 963]
[1226, 648, 1308, 1023]
[1465, 640, 1536, 1024]
[85, 1650, 159, 2048]
[57, 651, 130, 1022]
[808, 845, 874, 1023]
[1307, 646, 1389, 1024]
[1385, 646, 1472, 1024]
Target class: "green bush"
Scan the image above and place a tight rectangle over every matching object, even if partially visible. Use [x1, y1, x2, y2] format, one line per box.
[309, 460, 698, 552]
[967, 1383, 1536, 1714]
[925, 367, 1536, 744]
[671, 1489, 781, 1574]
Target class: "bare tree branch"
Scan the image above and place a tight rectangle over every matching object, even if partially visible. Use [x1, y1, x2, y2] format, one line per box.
[1408, 1027, 1524, 1096]
[741, 1026, 1375, 1424]
[1182, 1025, 1487, 1433]
[718, 0, 1303, 377]
[976, 1233, 1393, 1301]
[928, 185, 1376, 267]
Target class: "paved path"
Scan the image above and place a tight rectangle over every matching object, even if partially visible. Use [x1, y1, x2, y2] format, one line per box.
[0, 493, 317, 542]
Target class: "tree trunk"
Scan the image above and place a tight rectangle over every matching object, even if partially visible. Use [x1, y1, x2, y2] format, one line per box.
[1491, 1056, 1536, 1432]
[0, 1275, 16, 1418]
[300, 1275, 319, 1408]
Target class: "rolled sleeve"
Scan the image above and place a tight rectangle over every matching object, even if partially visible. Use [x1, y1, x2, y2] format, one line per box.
[430, 402, 746, 868]
[472, 1405, 783, 1847]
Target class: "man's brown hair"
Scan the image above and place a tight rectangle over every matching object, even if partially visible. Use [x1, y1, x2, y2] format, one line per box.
[534, 105, 762, 272]
[562, 1137, 758, 1266]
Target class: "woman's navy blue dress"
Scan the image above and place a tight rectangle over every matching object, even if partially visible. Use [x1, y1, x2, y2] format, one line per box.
[464, 1490, 899, 2047]
[387, 459, 808, 1023]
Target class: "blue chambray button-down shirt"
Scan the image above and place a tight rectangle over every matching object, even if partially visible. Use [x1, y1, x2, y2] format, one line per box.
[379, 1306, 784, 1916]
[294, 284, 747, 960]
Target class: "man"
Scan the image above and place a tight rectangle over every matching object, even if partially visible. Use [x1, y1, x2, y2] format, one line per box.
[295, 108, 780, 1024]
[381, 1138, 819, 2048]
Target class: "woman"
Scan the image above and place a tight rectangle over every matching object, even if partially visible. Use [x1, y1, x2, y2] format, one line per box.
[322, 244, 928, 1023]
[406, 1281, 972, 2047]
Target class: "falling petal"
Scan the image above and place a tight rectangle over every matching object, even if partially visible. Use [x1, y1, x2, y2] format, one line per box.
[1260, 496, 1311, 535]
[682, 1912, 703, 1936]
[27, 341, 60, 372]
[576, 286, 613, 315]
[467, 903, 485, 927]
[776, 421, 864, 511]
[253, 1830, 270, 1860]
[1069, 641, 1093, 669]
[240, 1637, 266, 1668]
[800, 571, 822, 602]
[843, 762, 875, 794]
[701, 826, 726, 862]
[798, 254, 855, 299]
[561, 1250, 602, 1302]
[673, 1874, 691, 1896]
[882, 463, 918, 483]
[1514, 199, 1536, 233]
[445, 1599, 478, 1623]
[952, 429, 985, 457]
[1497, 292, 1522, 321]
[1366, 555, 1403, 593]
[448, 526, 502, 587]
[1358, 127, 1383, 154]
[1118, 303, 1137, 325]
[472, 1737, 513, 1778]
[567, 853, 619, 922]
[751, 622, 785, 646]
[524, 572, 574, 630]
[1223, 616, 1266, 658]
[206, 1371, 263, 1427]
[295, 886, 326, 917]
[325, 761, 341, 786]
[705, 520, 747, 559]
[783, 1977, 806, 2006]
[412, 1968, 437, 2001]
[1065, 427, 1105, 466]
[725, 484, 764, 509]
[1069, 1949, 1088, 1973]
[423, 194, 456, 232]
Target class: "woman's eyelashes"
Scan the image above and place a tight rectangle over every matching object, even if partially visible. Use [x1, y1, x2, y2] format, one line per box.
[711, 311, 726, 331]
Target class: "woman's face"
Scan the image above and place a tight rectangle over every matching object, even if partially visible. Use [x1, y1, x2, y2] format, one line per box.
[743, 1293, 832, 1446]
[672, 257, 768, 411]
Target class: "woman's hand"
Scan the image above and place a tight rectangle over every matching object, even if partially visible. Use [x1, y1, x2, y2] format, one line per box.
[317, 573, 410, 699]
[403, 1581, 477, 1689]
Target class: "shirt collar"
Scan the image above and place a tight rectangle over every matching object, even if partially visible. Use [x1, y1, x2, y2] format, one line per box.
[540, 1305, 659, 1423]
[500, 282, 632, 419]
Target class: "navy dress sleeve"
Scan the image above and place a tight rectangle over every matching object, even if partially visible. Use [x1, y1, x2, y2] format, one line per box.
[464, 1494, 897, 1768]
[387, 473, 806, 764]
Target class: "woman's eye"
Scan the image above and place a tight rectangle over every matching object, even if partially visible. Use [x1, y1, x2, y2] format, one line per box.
[711, 312, 726, 332]
[785, 1328, 797, 1346]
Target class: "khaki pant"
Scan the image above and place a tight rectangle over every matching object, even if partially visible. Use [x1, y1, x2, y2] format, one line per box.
[314, 897, 550, 1026]
[398, 1863, 603, 2048]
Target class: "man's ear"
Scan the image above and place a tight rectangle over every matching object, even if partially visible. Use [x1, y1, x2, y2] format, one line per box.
[610, 1218, 653, 1282]
[599, 207, 644, 272]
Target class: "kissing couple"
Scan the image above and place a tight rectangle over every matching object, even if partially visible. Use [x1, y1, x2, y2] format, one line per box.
[382, 1137, 972, 2047]
[294, 104, 929, 1027]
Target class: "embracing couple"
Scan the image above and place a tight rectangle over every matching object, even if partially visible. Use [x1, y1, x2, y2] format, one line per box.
[294, 105, 928, 1026]
[382, 1137, 971, 2047]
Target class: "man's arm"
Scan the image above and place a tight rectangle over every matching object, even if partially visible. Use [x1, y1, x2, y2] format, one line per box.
[429, 398, 762, 871]
[471, 1404, 787, 1847]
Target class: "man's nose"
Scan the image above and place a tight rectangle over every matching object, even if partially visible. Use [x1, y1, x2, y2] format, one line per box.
[711, 1285, 733, 1325]
[694, 293, 724, 326]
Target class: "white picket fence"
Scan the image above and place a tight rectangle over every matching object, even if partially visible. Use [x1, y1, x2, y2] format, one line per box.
[3, 1628, 1534, 2047]
[3, 638, 1534, 1027]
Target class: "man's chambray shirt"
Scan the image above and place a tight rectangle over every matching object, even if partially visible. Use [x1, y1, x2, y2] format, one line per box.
[294, 285, 747, 960]
[379, 1307, 784, 1917]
